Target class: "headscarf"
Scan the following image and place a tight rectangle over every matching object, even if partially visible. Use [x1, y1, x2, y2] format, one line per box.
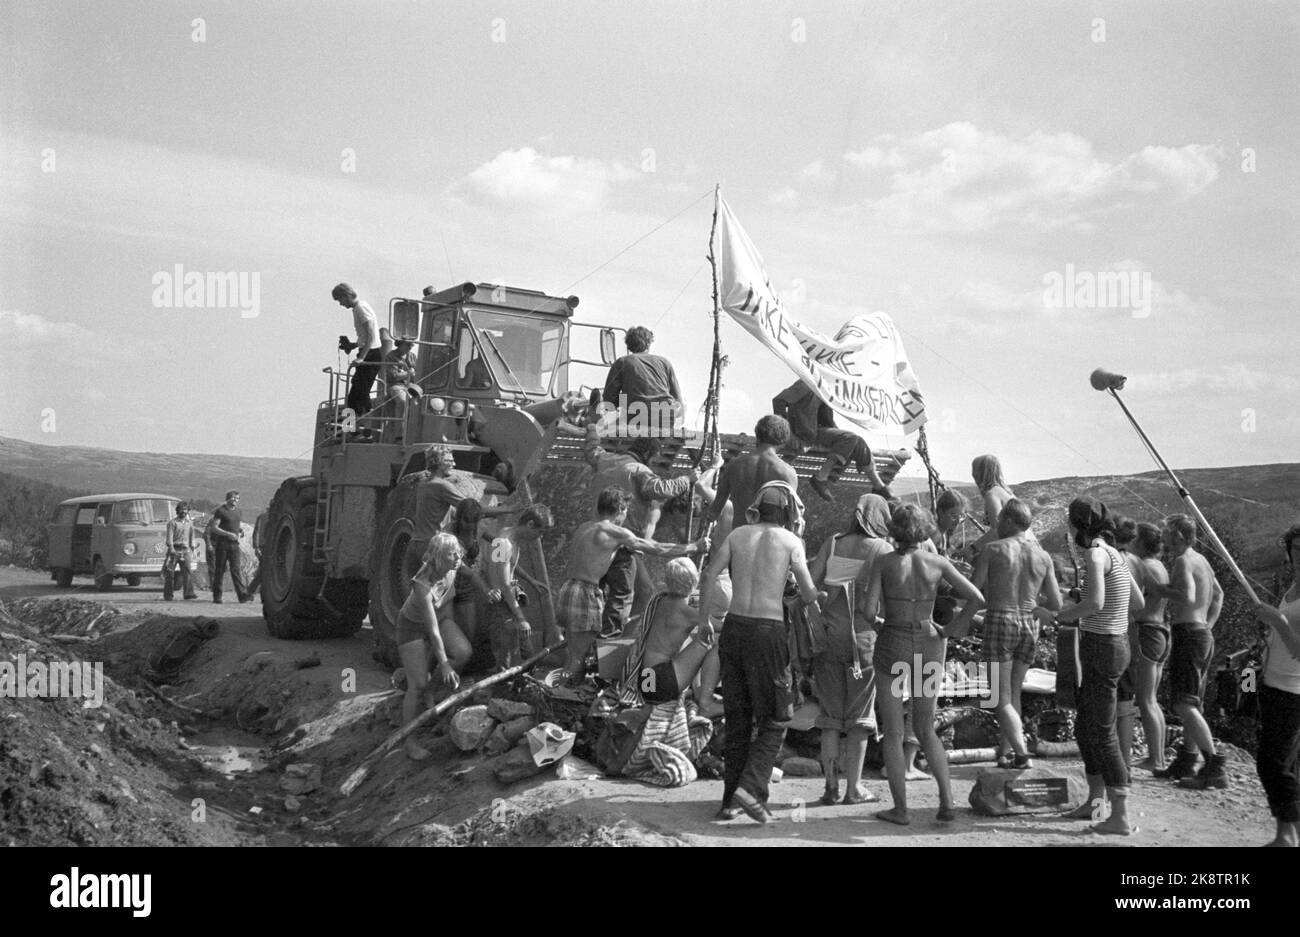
[1068, 496, 1115, 548]
[853, 493, 891, 540]
[745, 480, 805, 536]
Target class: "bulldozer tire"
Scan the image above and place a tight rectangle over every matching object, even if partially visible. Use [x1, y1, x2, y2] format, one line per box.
[262, 477, 368, 639]
[369, 480, 422, 668]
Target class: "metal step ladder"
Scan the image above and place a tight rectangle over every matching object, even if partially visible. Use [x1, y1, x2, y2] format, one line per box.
[312, 482, 336, 565]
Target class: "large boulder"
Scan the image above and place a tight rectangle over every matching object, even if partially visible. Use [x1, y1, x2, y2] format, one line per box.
[449, 705, 497, 752]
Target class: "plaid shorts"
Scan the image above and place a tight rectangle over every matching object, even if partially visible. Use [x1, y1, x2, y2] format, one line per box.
[557, 579, 604, 634]
[981, 608, 1039, 665]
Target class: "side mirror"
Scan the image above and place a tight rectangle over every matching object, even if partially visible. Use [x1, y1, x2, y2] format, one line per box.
[599, 328, 617, 366]
[393, 301, 421, 342]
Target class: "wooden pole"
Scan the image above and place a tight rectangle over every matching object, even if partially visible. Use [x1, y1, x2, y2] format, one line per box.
[339, 639, 567, 796]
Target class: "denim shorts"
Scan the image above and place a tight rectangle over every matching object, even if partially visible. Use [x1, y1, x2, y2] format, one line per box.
[1169, 623, 1214, 708]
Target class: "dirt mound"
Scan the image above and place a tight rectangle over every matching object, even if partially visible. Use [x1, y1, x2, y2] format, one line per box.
[0, 603, 252, 845]
[8, 597, 127, 637]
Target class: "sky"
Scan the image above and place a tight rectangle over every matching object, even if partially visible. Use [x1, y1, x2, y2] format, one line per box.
[2, 0, 1296, 488]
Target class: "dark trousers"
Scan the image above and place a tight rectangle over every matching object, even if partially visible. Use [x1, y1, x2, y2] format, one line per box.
[163, 555, 196, 600]
[1077, 630, 1131, 789]
[211, 542, 249, 601]
[600, 547, 636, 635]
[1258, 684, 1300, 823]
[719, 615, 794, 806]
[346, 348, 383, 417]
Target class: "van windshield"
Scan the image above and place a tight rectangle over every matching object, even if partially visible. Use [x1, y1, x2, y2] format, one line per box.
[113, 499, 177, 524]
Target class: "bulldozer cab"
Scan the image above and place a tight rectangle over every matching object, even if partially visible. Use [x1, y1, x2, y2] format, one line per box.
[391, 282, 619, 407]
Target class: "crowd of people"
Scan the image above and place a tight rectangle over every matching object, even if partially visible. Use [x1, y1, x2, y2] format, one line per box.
[325, 302, 1299, 844]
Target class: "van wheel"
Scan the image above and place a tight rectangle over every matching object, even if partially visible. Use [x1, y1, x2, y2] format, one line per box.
[54, 567, 74, 588]
[126, 574, 142, 587]
[92, 558, 114, 591]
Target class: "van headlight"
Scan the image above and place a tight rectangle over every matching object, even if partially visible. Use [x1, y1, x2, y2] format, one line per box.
[429, 397, 446, 413]
[123, 542, 137, 556]
[449, 399, 466, 416]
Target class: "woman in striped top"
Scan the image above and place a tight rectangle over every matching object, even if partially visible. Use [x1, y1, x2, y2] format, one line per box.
[1055, 497, 1144, 835]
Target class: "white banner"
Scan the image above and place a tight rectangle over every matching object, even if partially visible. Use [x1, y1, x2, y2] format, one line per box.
[716, 194, 927, 434]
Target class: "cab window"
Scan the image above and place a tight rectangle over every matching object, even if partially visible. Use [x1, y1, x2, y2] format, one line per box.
[52, 504, 78, 525]
[114, 500, 151, 524]
[95, 503, 113, 526]
[75, 506, 98, 526]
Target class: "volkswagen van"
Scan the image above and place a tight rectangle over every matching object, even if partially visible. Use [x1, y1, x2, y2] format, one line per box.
[47, 493, 195, 590]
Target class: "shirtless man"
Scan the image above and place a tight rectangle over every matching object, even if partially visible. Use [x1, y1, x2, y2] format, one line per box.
[619, 558, 722, 717]
[394, 533, 468, 760]
[557, 487, 706, 682]
[701, 484, 819, 824]
[965, 499, 1062, 768]
[704, 415, 799, 530]
[485, 505, 554, 670]
[1151, 514, 1226, 788]
[1128, 522, 1171, 771]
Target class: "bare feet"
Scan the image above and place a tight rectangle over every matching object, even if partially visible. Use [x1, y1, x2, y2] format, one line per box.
[1134, 757, 1166, 772]
[404, 740, 431, 761]
[936, 804, 956, 822]
[715, 805, 742, 820]
[841, 785, 879, 805]
[881, 764, 930, 781]
[1091, 815, 1136, 836]
[1064, 798, 1104, 820]
[697, 698, 725, 720]
[818, 787, 840, 807]
[874, 807, 910, 826]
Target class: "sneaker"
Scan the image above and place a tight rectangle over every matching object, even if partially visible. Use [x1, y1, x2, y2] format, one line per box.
[1178, 753, 1229, 790]
[1153, 750, 1201, 780]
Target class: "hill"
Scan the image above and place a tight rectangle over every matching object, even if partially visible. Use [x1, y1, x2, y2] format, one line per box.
[0, 435, 309, 513]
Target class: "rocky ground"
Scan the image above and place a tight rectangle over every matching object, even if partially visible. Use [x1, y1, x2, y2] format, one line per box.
[0, 568, 1279, 847]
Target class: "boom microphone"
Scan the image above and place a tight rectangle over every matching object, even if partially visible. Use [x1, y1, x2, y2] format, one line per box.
[1089, 368, 1127, 392]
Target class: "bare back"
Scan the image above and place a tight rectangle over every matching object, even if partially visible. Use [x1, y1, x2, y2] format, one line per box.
[565, 519, 625, 584]
[723, 451, 799, 527]
[724, 523, 806, 620]
[1170, 549, 1218, 625]
[641, 595, 697, 667]
[879, 549, 947, 616]
[1133, 554, 1169, 622]
[983, 535, 1053, 611]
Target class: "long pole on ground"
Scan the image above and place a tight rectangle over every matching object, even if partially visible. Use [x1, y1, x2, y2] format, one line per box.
[1090, 368, 1260, 604]
[339, 639, 567, 796]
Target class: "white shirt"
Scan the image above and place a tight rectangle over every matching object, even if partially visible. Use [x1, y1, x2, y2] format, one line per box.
[1264, 592, 1300, 694]
[352, 300, 379, 356]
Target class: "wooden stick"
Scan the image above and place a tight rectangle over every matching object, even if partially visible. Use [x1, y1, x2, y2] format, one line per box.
[339, 640, 566, 797]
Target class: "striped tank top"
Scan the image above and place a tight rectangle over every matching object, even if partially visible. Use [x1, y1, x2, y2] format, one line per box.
[1080, 542, 1131, 637]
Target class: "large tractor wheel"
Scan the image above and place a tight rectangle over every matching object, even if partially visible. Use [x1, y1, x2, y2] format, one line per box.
[369, 481, 422, 668]
[261, 477, 368, 639]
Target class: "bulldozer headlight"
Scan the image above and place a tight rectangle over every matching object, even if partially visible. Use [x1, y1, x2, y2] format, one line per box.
[122, 542, 137, 555]
[429, 397, 446, 413]
[449, 400, 466, 417]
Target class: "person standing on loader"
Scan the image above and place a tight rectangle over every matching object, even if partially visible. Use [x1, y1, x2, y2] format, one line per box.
[332, 282, 382, 419]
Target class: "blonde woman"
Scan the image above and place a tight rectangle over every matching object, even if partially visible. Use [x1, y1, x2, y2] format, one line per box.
[970, 454, 1033, 554]
[396, 532, 471, 761]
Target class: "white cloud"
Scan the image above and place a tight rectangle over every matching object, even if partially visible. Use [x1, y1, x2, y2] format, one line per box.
[767, 186, 801, 209]
[456, 147, 639, 214]
[835, 123, 1222, 232]
[3, 309, 94, 347]
[799, 159, 834, 184]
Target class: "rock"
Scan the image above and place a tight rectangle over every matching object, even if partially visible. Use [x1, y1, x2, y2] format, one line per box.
[770, 766, 783, 784]
[968, 765, 1088, 816]
[484, 725, 513, 756]
[780, 756, 823, 777]
[449, 705, 497, 751]
[493, 746, 546, 785]
[283, 796, 301, 813]
[143, 717, 162, 731]
[279, 762, 322, 795]
[487, 698, 534, 722]
[243, 651, 276, 671]
[87, 743, 104, 759]
[501, 716, 536, 744]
